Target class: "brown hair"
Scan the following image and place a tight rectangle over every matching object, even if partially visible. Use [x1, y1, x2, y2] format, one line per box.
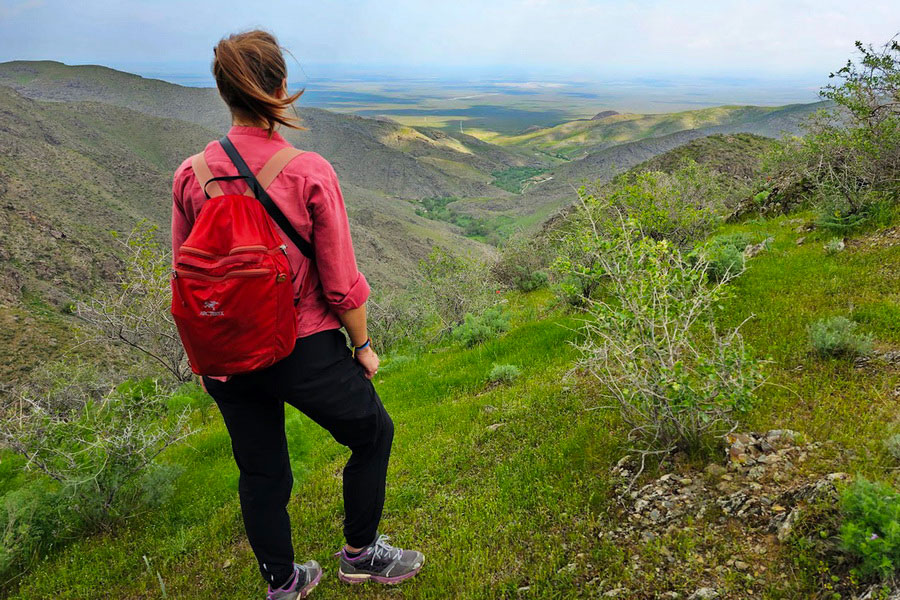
[212, 30, 305, 137]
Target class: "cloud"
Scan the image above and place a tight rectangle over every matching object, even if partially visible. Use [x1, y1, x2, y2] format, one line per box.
[0, 0, 897, 78]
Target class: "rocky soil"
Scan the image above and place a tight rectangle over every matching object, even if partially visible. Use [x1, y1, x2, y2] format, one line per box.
[589, 430, 898, 599]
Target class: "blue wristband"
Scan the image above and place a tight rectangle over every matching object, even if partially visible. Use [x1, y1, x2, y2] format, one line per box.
[352, 338, 371, 357]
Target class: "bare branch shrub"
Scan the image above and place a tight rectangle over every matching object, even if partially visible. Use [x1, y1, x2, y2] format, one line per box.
[366, 286, 432, 354]
[416, 246, 498, 333]
[75, 221, 191, 382]
[0, 378, 194, 531]
[556, 197, 763, 455]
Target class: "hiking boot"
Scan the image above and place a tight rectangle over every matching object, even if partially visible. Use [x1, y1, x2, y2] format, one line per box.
[337, 534, 424, 584]
[265, 560, 322, 599]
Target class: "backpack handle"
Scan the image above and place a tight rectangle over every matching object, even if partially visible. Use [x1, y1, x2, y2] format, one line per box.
[219, 136, 315, 261]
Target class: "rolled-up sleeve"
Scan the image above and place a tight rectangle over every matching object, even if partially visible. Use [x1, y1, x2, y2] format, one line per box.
[306, 162, 370, 314]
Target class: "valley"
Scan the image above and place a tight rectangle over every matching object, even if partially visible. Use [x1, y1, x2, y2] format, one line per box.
[0, 60, 827, 385]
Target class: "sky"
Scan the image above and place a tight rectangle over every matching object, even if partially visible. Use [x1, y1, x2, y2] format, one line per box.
[1, 0, 898, 83]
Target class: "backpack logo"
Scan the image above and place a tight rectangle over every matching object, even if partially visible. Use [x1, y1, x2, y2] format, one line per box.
[200, 299, 224, 317]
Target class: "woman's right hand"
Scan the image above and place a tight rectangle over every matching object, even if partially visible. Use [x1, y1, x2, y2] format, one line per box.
[355, 346, 380, 379]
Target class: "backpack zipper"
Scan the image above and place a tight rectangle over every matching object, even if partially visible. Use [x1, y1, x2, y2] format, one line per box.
[173, 268, 271, 282]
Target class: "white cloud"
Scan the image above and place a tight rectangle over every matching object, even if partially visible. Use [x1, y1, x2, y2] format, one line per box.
[1, 0, 897, 78]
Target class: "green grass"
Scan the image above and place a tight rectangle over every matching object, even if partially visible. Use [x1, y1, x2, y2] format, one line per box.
[714, 212, 900, 474]
[2, 292, 628, 599]
[3, 212, 899, 598]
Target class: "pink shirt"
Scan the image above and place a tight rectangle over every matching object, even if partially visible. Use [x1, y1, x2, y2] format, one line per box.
[171, 125, 370, 341]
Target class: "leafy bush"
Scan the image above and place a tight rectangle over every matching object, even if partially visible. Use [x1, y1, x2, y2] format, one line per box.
[0, 481, 71, 579]
[517, 269, 549, 292]
[762, 39, 900, 228]
[450, 306, 510, 347]
[699, 232, 754, 282]
[808, 316, 874, 358]
[557, 218, 762, 453]
[839, 477, 900, 580]
[550, 167, 728, 306]
[487, 363, 521, 384]
[602, 161, 728, 248]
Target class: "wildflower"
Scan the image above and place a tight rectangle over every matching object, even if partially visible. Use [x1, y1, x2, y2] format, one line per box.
[869, 533, 879, 541]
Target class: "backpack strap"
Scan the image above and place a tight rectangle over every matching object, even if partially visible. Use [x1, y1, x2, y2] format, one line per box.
[190, 152, 224, 198]
[219, 136, 314, 261]
[256, 146, 305, 191]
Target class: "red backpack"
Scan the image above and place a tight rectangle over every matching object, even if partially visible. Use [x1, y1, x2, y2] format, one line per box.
[171, 136, 314, 376]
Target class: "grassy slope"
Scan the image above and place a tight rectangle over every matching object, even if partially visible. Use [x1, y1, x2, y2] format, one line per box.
[4, 210, 898, 599]
[494, 104, 824, 159]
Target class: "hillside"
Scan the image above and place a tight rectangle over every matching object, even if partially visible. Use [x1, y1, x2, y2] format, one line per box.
[2, 208, 897, 598]
[0, 84, 496, 383]
[0, 61, 821, 245]
[493, 102, 825, 159]
[0, 61, 538, 200]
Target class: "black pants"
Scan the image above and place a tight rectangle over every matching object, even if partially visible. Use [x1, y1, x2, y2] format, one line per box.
[203, 328, 394, 587]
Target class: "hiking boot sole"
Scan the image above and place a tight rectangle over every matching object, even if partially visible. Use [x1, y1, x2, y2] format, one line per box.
[337, 559, 424, 585]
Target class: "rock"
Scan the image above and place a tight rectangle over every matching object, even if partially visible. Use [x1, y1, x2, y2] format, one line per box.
[744, 237, 773, 258]
[604, 588, 624, 597]
[222, 559, 232, 569]
[689, 588, 719, 599]
[486, 423, 505, 432]
[824, 239, 845, 252]
[734, 560, 749, 570]
[517, 585, 531, 593]
[704, 464, 727, 477]
[796, 236, 806, 245]
[776, 508, 802, 542]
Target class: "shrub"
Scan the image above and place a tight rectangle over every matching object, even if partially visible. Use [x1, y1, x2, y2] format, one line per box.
[550, 168, 728, 306]
[75, 221, 191, 382]
[515, 269, 549, 292]
[366, 289, 432, 354]
[602, 161, 728, 249]
[558, 218, 762, 453]
[0, 378, 195, 531]
[417, 246, 497, 333]
[762, 39, 900, 227]
[699, 233, 755, 282]
[808, 316, 874, 358]
[493, 231, 553, 292]
[0, 481, 72, 579]
[839, 477, 900, 581]
[824, 237, 846, 255]
[885, 434, 900, 462]
[450, 306, 510, 347]
[487, 364, 521, 384]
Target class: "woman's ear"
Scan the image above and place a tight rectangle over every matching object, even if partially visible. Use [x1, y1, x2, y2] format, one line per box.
[277, 78, 287, 99]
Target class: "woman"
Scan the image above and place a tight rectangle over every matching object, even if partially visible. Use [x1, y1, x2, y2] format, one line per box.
[171, 30, 423, 600]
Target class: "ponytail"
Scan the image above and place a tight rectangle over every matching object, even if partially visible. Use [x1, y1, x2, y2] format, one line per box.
[212, 30, 305, 137]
